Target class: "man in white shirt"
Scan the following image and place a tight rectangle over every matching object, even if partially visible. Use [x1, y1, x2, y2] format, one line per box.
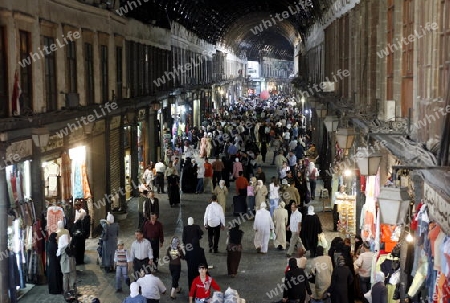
[154, 159, 166, 194]
[74, 201, 86, 223]
[142, 164, 154, 191]
[136, 272, 166, 302]
[164, 161, 179, 178]
[354, 241, 375, 299]
[289, 138, 298, 151]
[203, 195, 225, 253]
[196, 163, 205, 194]
[286, 203, 303, 257]
[130, 229, 154, 277]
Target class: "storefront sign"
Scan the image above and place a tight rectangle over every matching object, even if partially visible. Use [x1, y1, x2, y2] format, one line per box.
[41, 135, 64, 153]
[6, 139, 32, 160]
[93, 120, 106, 136]
[110, 116, 121, 130]
[424, 182, 450, 235]
[68, 127, 85, 145]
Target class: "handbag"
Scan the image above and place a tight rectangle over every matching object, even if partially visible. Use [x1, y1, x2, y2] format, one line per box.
[318, 233, 328, 249]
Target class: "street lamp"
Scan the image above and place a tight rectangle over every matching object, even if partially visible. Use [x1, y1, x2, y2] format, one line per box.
[126, 110, 136, 125]
[315, 106, 328, 119]
[83, 122, 95, 135]
[336, 127, 356, 150]
[151, 100, 161, 111]
[355, 147, 382, 176]
[32, 128, 50, 148]
[378, 187, 411, 225]
[323, 115, 339, 132]
[309, 98, 319, 109]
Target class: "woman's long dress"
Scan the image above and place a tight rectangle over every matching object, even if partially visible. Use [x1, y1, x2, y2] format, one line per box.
[185, 239, 208, 290]
[101, 222, 119, 268]
[47, 234, 63, 294]
[168, 175, 181, 206]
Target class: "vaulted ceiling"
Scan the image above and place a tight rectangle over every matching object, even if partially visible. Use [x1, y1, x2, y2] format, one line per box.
[119, 0, 332, 60]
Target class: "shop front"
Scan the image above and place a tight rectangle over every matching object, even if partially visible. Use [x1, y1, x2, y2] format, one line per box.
[5, 139, 42, 299]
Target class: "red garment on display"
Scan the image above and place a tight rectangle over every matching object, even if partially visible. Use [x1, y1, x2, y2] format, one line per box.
[360, 175, 366, 192]
[410, 202, 423, 231]
[433, 272, 450, 303]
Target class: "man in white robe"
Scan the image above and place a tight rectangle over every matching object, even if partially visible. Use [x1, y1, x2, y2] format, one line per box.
[253, 202, 274, 254]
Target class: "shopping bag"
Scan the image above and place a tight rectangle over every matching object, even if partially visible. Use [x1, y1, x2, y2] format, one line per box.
[318, 233, 328, 249]
[270, 230, 276, 241]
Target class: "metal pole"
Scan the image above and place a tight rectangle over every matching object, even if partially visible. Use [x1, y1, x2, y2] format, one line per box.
[0, 145, 10, 303]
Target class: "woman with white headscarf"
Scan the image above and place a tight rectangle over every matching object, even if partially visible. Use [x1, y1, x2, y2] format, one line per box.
[56, 220, 69, 241]
[273, 201, 288, 250]
[101, 212, 120, 272]
[300, 205, 322, 257]
[166, 236, 185, 299]
[213, 180, 228, 212]
[269, 177, 280, 217]
[253, 202, 274, 254]
[58, 234, 77, 295]
[122, 282, 146, 303]
[254, 180, 268, 211]
[368, 272, 387, 303]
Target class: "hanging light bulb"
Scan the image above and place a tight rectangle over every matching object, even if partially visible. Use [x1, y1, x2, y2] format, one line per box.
[406, 233, 413, 242]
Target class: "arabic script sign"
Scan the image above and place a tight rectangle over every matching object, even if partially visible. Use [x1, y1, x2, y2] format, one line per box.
[424, 182, 450, 235]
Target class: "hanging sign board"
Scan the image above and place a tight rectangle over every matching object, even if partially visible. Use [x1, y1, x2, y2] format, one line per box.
[424, 182, 450, 235]
[6, 139, 32, 161]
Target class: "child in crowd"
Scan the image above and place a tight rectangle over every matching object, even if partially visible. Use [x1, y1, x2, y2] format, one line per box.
[114, 239, 132, 293]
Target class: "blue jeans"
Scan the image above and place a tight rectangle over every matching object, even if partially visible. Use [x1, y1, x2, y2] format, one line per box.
[309, 180, 317, 199]
[196, 178, 204, 193]
[115, 265, 128, 290]
[269, 198, 278, 217]
[247, 196, 255, 212]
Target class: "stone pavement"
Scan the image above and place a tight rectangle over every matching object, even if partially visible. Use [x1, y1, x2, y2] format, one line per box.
[18, 151, 340, 303]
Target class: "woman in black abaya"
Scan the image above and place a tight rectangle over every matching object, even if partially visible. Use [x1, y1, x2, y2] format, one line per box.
[167, 174, 181, 207]
[185, 237, 208, 290]
[300, 205, 323, 258]
[47, 233, 63, 294]
[181, 158, 196, 193]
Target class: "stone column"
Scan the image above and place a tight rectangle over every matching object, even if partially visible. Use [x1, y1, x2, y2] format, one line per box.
[105, 118, 111, 213]
[31, 142, 44, 221]
[148, 109, 157, 163]
[0, 144, 9, 303]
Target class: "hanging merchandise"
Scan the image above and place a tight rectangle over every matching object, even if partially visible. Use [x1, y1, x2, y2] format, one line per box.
[61, 152, 72, 201]
[335, 193, 356, 237]
[69, 146, 91, 200]
[46, 203, 65, 234]
[46, 162, 60, 197]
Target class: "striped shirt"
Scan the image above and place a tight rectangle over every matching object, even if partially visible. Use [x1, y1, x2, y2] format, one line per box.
[114, 249, 132, 267]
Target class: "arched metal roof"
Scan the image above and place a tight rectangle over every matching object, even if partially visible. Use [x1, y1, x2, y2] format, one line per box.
[120, 0, 331, 59]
